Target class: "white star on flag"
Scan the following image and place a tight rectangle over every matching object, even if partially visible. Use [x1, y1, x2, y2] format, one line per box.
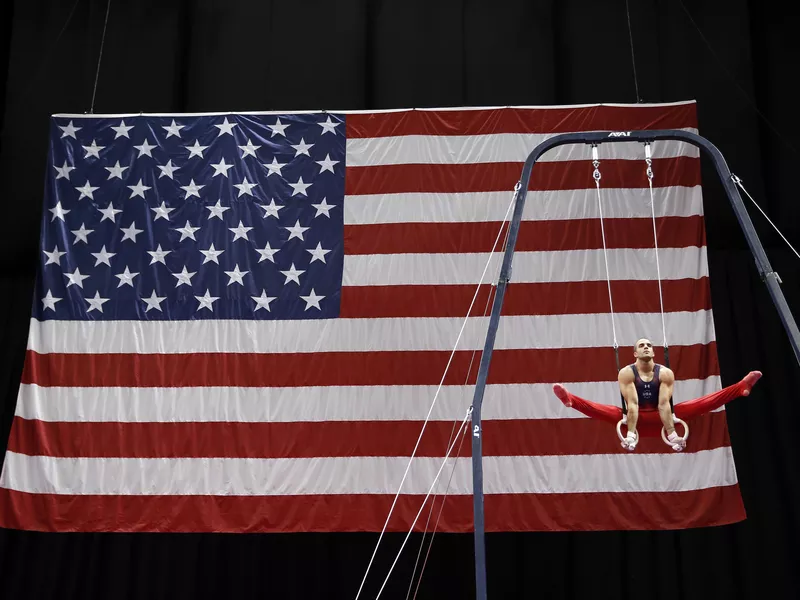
[158, 160, 180, 179]
[98, 204, 123, 223]
[142, 291, 166, 312]
[263, 157, 286, 176]
[111, 120, 134, 138]
[43, 245, 66, 266]
[147, 244, 171, 265]
[75, 181, 99, 200]
[181, 179, 205, 198]
[128, 178, 152, 199]
[284, 220, 309, 241]
[49, 202, 70, 222]
[239, 139, 261, 158]
[41, 290, 62, 311]
[211, 158, 234, 178]
[291, 138, 314, 157]
[312, 198, 335, 218]
[91, 245, 116, 267]
[151, 201, 175, 221]
[214, 117, 237, 136]
[318, 116, 339, 134]
[195, 289, 219, 312]
[187, 140, 209, 158]
[134, 139, 156, 157]
[229, 220, 253, 241]
[82, 139, 105, 159]
[172, 266, 196, 287]
[256, 242, 279, 263]
[71, 223, 93, 245]
[315, 154, 339, 174]
[268, 117, 289, 137]
[105, 161, 128, 180]
[115, 266, 140, 288]
[252, 290, 277, 312]
[307, 242, 331, 264]
[206, 200, 230, 220]
[259, 199, 283, 219]
[86, 291, 110, 313]
[174, 221, 201, 241]
[280, 263, 305, 285]
[224, 265, 249, 286]
[65, 267, 89, 288]
[120, 221, 144, 243]
[288, 176, 312, 196]
[54, 161, 75, 180]
[300, 289, 325, 311]
[58, 120, 81, 138]
[200, 243, 224, 264]
[233, 177, 258, 197]
[163, 119, 184, 138]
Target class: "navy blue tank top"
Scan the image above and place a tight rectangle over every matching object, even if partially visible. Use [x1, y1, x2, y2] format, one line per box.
[632, 364, 661, 408]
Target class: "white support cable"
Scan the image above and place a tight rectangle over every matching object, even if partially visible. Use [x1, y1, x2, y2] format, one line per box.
[353, 185, 519, 600]
[404, 279, 497, 600]
[374, 407, 474, 600]
[404, 262, 501, 600]
[593, 145, 619, 350]
[89, 0, 112, 114]
[409, 420, 471, 600]
[463, 217, 512, 382]
[403, 478, 440, 600]
[732, 174, 800, 261]
[645, 143, 668, 349]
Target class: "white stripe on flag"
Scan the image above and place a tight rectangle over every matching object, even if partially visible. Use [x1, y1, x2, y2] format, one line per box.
[0, 447, 737, 496]
[27, 310, 715, 354]
[14, 378, 723, 423]
[343, 186, 704, 224]
[342, 247, 708, 286]
[345, 130, 700, 166]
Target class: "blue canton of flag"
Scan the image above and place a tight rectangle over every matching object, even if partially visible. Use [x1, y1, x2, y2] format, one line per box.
[34, 113, 345, 321]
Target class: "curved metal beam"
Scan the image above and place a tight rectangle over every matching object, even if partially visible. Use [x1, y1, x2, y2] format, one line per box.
[471, 129, 800, 600]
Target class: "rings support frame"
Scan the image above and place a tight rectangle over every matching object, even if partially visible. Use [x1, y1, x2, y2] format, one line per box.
[469, 129, 800, 600]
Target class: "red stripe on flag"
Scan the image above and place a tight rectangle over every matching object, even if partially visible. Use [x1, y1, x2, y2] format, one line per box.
[7, 412, 730, 459]
[339, 279, 712, 318]
[345, 157, 700, 195]
[22, 344, 718, 388]
[344, 215, 706, 255]
[345, 104, 697, 138]
[0, 485, 744, 533]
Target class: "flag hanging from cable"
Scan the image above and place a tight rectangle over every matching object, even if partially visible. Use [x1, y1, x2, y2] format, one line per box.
[0, 101, 744, 532]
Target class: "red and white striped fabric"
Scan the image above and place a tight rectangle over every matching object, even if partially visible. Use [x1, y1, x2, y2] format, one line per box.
[0, 100, 745, 532]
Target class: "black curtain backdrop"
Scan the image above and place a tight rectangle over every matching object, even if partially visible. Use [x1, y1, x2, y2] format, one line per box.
[1, 1, 799, 598]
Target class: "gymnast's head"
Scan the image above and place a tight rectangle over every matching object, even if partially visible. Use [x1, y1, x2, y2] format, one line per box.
[633, 338, 654, 362]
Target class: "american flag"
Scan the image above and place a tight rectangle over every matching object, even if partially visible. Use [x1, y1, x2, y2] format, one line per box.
[0, 101, 743, 532]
